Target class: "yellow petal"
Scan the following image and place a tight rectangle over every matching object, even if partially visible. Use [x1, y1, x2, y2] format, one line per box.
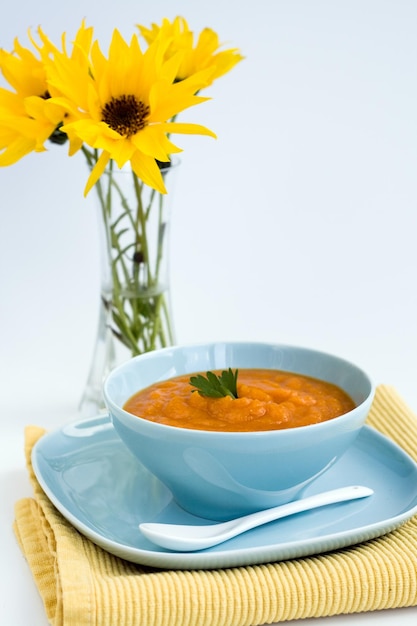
[0, 136, 39, 166]
[132, 125, 178, 160]
[159, 121, 216, 138]
[149, 78, 211, 121]
[105, 137, 135, 168]
[84, 150, 110, 195]
[67, 133, 83, 156]
[130, 151, 167, 194]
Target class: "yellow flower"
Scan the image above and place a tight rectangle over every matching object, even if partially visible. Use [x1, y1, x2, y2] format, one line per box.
[0, 33, 58, 164]
[53, 27, 216, 195]
[138, 16, 243, 84]
[0, 23, 93, 165]
[38, 21, 94, 154]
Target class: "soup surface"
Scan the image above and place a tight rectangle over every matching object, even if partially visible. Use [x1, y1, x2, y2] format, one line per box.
[123, 369, 356, 432]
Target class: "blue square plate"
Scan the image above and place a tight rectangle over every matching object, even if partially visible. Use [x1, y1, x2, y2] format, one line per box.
[32, 415, 417, 570]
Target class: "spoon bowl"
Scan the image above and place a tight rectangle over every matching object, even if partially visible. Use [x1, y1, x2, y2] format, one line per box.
[139, 485, 373, 551]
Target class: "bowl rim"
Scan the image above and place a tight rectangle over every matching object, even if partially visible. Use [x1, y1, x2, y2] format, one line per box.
[103, 341, 375, 438]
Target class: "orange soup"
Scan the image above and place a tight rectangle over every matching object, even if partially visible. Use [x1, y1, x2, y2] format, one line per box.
[123, 369, 355, 432]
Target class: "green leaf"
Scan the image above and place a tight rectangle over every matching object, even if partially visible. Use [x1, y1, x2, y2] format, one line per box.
[219, 368, 238, 398]
[190, 368, 239, 399]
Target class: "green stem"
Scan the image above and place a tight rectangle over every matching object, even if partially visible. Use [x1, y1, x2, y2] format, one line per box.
[133, 171, 153, 286]
[83, 149, 174, 359]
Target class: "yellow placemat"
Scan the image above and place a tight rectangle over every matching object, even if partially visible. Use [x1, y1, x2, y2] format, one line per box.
[14, 385, 417, 626]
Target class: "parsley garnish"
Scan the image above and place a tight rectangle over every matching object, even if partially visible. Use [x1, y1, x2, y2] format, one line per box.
[190, 368, 239, 399]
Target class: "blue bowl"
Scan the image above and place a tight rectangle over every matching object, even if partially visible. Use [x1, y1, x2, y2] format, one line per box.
[103, 342, 374, 520]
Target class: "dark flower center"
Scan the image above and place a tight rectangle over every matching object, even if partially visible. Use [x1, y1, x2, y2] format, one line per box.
[101, 95, 150, 138]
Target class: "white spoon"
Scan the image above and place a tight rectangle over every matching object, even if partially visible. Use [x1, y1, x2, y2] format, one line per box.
[139, 485, 373, 552]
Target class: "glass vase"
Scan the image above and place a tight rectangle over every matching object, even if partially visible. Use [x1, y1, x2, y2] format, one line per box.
[79, 160, 178, 417]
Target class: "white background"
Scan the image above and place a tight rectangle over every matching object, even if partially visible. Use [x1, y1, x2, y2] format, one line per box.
[0, 1, 416, 624]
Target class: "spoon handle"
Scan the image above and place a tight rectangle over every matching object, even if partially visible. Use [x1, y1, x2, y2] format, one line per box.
[234, 485, 374, 534]
[139, 485, 373, 551]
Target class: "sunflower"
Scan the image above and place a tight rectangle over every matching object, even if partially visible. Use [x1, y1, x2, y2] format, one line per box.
[48, 25, 216, 195]
[0, 23, 94, 166]
[0, 32, 60, 164]
[138, 16, 244, 84]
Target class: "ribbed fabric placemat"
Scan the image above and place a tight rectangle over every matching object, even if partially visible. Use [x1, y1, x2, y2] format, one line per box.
[14, 385, 417, 626]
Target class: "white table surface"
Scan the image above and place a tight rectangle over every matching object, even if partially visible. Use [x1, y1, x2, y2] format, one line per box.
[1, 0, 417, 623]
